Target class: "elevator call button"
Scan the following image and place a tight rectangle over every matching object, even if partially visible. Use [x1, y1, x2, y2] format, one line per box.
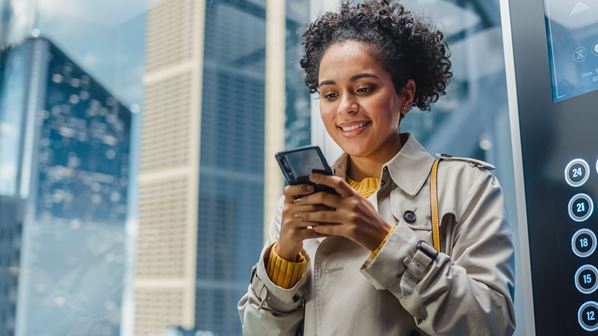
[565, 159, 590, 187]
[578, 301, 598, 332]
[568, 193, 594, 222]
[572, 228, 597, 258]
[575, 265, 598, 295]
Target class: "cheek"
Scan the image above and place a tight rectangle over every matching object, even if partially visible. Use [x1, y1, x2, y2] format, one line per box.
[320, 105, 336, 128]
[386, 98, 403, 123]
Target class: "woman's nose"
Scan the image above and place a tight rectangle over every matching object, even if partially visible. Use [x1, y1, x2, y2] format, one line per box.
[337, 97, 358, 115]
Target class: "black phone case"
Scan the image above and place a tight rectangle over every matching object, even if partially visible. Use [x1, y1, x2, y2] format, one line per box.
[275, 146, 339, 195]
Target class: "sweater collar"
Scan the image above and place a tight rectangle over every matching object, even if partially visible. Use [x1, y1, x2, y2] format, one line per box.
[332, 133, 435, 197]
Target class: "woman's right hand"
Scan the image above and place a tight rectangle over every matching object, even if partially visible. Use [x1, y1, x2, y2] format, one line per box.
[276, 184, 328, 261]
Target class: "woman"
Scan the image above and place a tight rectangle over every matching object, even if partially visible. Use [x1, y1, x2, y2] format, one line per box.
[239, 1, 515, 335]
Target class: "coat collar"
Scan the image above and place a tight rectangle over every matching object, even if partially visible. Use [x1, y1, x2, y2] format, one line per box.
[332, 134, 435, 197]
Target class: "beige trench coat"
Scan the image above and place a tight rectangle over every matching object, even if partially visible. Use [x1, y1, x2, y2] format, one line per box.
[238, 135, 516, 336]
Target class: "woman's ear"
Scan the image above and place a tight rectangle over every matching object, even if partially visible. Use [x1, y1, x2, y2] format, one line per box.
[400, 79, 416, 117]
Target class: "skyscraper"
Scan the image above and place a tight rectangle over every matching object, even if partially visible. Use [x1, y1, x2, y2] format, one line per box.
[134, 0, 282, 334]
[1, 0, 12, 46]
[0, 36, 131, 335]
[0, 195, 23, 336]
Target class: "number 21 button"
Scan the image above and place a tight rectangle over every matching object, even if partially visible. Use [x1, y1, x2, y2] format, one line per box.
[568, 193, 594, 222]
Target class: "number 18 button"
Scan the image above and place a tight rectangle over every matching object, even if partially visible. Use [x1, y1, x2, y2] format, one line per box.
[572, 228, 597, 258]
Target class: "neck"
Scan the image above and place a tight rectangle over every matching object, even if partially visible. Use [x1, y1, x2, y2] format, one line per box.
[347, 133, 405, 180]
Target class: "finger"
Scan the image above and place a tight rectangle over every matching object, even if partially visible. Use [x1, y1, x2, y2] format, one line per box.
[294, 210, 342, 224]
[284, 184, 314, 203]
[287, 219, 326, 230]
[286, 204, 331, 218]
[297, 203, 332, 211]
[300, 228, 330, 240]
[309, 174, 355, 198]
[311, 223, 344, 237]
[294, 191, 341, 209]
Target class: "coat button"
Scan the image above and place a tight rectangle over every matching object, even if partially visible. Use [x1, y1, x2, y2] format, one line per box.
[403, 210, 416, 223]
[380, 180, 386, 186]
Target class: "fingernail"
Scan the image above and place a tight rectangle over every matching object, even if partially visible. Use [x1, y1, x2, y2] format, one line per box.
[294, 213, 305, 219]
[294, 197, 303, 203]
[305, 185, 313, 192]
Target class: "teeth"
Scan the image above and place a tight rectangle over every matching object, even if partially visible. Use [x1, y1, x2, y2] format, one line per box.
[341, 122, 368, 132]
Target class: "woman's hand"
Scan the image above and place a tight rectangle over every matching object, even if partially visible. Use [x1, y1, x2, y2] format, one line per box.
[277, 184, 329, 261]
[292, 173, 393, 251]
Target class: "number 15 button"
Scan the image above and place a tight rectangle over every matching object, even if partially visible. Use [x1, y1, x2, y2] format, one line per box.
[575, 264, 598, 294]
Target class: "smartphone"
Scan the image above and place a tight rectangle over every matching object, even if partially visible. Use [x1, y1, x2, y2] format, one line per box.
[275, 146, 339, 195]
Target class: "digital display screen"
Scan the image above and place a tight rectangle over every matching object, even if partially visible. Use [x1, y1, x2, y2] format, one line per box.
[544, 0, 598, 102]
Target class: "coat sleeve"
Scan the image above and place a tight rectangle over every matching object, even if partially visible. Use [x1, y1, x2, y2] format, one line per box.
[360, 170, 516, 336]
[238, 196, 310, 336]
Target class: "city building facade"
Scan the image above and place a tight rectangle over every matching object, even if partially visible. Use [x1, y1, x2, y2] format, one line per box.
[0, 37, 131, 335]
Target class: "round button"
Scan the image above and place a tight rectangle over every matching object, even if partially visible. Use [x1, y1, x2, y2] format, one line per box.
[578, 301, 598, 332]
[572, 228, 597, 258]
[575, 265, 598, 294]
[403, 210, 417, 223]
[565, 159, 590, 187]
[568, 193, 594, 222]
[593, 41, 598, 55]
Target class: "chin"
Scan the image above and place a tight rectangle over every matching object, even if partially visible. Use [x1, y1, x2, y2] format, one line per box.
[340, 143, 371, 157]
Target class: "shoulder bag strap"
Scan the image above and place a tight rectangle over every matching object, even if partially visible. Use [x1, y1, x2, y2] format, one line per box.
[430, 159, 441, 252]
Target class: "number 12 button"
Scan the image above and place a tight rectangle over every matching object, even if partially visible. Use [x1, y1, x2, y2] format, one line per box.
[578, 301, 598, 332]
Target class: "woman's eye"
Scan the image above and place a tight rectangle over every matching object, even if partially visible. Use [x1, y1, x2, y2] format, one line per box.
[356, 86, 374, 94]
[322, 92, 338, 100]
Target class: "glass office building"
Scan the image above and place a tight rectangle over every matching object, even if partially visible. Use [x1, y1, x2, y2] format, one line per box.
[0, 37, 131, 335]
[0, 196, 23, 335]
[195, 1, 267, 334]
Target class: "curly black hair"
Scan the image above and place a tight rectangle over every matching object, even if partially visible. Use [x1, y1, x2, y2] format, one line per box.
[300, 0, 452, 111]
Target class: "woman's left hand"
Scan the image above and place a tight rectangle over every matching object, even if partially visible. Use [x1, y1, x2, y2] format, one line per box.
[293, 173, 393, 251]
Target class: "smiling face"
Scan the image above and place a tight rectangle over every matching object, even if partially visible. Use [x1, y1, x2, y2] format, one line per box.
[318, 40, 413, 162]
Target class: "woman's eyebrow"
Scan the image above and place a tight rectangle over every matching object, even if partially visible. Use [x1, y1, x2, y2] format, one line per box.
[350, 73, 379, 81]
[319, 73, 380, 87]
[319, 79, 335, 87]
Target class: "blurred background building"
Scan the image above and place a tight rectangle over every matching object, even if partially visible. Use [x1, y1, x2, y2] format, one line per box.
[0, 36, 132, 335]
[134, 0, 309, 335]
[0, 0, 531, 335]
[0, 195, 23, 335]
[1, 0, 145, 334]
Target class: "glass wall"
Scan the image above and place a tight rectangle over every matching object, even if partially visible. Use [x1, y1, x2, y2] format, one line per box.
[0, 0, 526, 335]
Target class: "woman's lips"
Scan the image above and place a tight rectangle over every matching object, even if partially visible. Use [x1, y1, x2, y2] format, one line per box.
[337, 121, 371, 137]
